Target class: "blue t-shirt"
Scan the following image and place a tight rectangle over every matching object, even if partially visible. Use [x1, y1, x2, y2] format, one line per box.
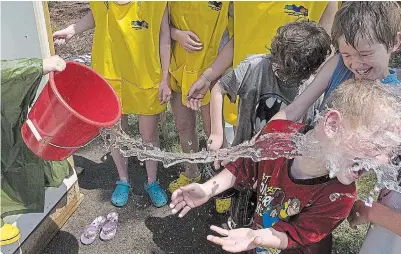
[322, 54, 400, 103]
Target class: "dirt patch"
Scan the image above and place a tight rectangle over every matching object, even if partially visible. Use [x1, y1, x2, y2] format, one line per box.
[49, 1, 93, 59]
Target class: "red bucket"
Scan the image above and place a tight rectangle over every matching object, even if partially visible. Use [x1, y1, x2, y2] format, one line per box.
[21, 61, 122, 161]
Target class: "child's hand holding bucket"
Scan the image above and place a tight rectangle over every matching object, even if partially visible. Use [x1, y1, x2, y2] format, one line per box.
[42, 56, 66, 75]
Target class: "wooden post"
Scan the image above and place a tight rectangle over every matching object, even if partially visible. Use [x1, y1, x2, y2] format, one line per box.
[41, 1, 55, 56]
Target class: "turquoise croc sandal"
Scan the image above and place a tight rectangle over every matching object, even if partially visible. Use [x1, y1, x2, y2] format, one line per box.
[144, 181, 168, 208]
[111, 181, 130, 207]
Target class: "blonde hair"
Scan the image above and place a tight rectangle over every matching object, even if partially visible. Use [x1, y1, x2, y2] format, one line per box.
[324, 79, 401, 130]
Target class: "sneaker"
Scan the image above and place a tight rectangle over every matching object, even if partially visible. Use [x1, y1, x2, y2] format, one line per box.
[168, 173, 201, 193]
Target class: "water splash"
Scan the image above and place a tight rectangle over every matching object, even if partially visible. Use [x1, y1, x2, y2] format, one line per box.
[329, 192, 356, 202]
[100, 120, 401, 203]
[101, 122, 300, 168]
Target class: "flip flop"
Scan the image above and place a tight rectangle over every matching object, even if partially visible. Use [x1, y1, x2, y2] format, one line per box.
[100, 212, 118, 241]
[80, 216, 106, 245]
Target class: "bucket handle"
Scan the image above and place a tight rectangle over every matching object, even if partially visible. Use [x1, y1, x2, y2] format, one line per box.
[26, 118, 100, 149]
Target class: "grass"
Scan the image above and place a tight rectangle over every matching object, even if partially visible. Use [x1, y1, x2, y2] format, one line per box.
[390, 50, 401, 68]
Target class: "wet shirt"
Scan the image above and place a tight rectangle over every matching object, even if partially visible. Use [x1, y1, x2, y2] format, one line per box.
[225, 120, 356, 253]
[220, 54, 299, 146]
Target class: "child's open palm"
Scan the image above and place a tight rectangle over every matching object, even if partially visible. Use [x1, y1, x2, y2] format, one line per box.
[207, 225, 263, 253]
[170, 183, 210, 217]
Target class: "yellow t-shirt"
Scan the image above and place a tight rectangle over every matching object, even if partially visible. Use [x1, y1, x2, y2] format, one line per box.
[224, 1, 329, 125]
[169, 1, 229, 106]
[90, 1, 167, 115]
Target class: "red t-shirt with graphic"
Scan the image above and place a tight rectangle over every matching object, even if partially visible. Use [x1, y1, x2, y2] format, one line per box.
[225, 120, 356, 254]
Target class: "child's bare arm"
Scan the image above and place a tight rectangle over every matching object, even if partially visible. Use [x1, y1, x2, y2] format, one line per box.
[208, 82, 227, 150]
[318, 1, 338, 35]
[158, 6, 172, 104]
[203, 168, 237, 196]
[348, 199, 401, 236]
[270, 54, 339, 122]
[170, 169, 236, 217]
[186, 39, 234, 108]
[202, 38, 234, 82]
[53, 11, 95, 45]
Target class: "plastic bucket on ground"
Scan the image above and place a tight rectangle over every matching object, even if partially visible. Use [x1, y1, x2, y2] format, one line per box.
[21, 61, 122, 161]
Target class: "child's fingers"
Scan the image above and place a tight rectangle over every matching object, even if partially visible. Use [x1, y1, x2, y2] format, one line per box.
[221, 159, 231, 167]
[54, 65, 63, 72]
[184, 46, 194, 53]
[196, 100, 201, 110]
[171, 189, 183, 203]
[164, 93, 171, 104]
[171, 200, 186, 215]
[178, 205, 192, 217]
[186, 43, 203, 52]
[210, 225, 229, 236]
[54, 39, 64, 46]
[214, 160, 221, 170]
[188, 99, 198, 110]
[158, 89, 164, 103]
[170, 195, 184, 208]
[252, 236, 263, 245]
[187, 31, 202, 43]
[207, 235, 236, 247]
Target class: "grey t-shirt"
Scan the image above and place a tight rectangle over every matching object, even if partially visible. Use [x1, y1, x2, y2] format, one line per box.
[220, 54, 299, 146]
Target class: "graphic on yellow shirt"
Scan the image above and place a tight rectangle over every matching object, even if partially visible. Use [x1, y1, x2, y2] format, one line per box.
[169, 1, 229, 106]
[223, 1, 329, 126]
[90, 1, 167, 115]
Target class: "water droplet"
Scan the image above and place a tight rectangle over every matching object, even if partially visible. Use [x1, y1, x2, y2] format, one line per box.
[329, 193, 340, 202]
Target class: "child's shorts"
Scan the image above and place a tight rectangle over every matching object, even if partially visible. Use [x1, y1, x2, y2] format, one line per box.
[170, 65, 211, 107]
[106, 78, 166, 115]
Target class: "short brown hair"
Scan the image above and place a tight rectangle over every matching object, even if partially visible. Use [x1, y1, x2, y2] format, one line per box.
[270, 20, 332, 85]
[331, 1, 401, 50]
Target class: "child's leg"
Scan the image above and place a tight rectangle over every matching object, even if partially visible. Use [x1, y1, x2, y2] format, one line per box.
[138, 114, 168, 208]
[111, 114, 130, 207]
[200, 103, 211, 137]
[137, 114, 160, 184]
[169, 91, 201, 192]
[111, 114, 129, 182]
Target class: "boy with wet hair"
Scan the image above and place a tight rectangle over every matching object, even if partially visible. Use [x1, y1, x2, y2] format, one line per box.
[170, 79, 401, 254]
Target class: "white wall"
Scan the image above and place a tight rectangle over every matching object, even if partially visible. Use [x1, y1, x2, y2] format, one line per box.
[1, 1, 51, 95]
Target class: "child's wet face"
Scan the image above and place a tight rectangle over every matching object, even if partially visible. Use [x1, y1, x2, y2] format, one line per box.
[338, 36, 393, 81]
[334, 125, 397, 185]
